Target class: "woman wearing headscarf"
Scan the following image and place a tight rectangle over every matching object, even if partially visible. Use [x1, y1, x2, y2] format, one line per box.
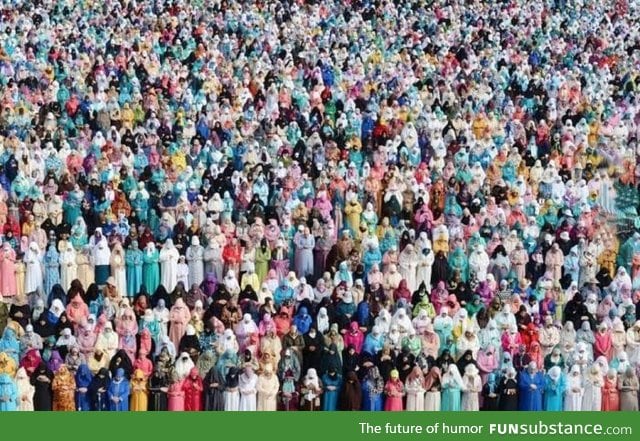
[169, 298, 190, 350]
[237, 364, 257, 412]
[602, 369, 620, 411]
[360, 365, 384, 411]
[404, 366, 425, 411]
[339, 371, 362, 411]
[110, 242, 127, 300]
[167, 370, 185, 412]
[461, 364, 482, 411]
[108, 349, 133, 380]
[518, 362, 544, 411]
[187, 237, 205, 287]
[441, 364, 464, 411]
[422, 366, 441, 411]
[24, 242, 43, 297]
[582, 364, 604, 411]
[14, 367, 33, 411]
[88, 368, 110, 411]
[142, 242, 160, 294]
[182, 367, 203, 411]
[618, 367, 639, 411]
[383, 369, 404, 411]
[498, 368, 519, 411]
[564, 365, 583, 411]
[224, 366, 240, 411]
[249, 364, 276, 411]
[159, 239, 179, 293]
[594, 323, 613, 361]
[107, 367, 130, 411]
[125, 241, 143, 298]
[130, 368, 148, 411]
[148, 365, 169, 411]
[30, 362, 53, 411]
[0, 373, 17, 411]
[481, 373, 499, 411]
[52, 364, 76, 411]
[75, 364, 93, 411]
[43, 242, 60, 299]
[299, 367, 323, 411]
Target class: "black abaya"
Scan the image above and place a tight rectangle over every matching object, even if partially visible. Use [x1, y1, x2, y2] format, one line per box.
[30, 363, 53, 411]
[203, 367, 225, 411]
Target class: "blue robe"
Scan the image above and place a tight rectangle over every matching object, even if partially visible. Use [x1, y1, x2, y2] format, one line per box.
[75, 364, 93, 411]
[362, 248, 382, 275]
[107, 378, 130, 411]
[142, 250, 160, 294]
[441, 382, 462, 411]
[361, 380, 383, 411]
[321, 373, 342, 411]
[518, 370, 545, 411]
[362, 334, 384, 356]
[274, 285, 294, 307]
[0, 328, 20, 364]
[125, 249, 143, 297]
[543, 375, 565, 411]
[0, 374, 17, 411]
[293, 308, 312, 335]
[44, 246, 60, 298]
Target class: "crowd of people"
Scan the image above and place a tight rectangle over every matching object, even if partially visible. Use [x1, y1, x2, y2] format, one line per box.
[1, 0, 640, 412]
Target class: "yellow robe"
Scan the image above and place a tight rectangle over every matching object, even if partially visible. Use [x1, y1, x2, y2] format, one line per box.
[130, 371, 148, 411]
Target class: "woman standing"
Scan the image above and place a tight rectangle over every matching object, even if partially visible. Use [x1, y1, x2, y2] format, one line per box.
[543, 366, 565, 411]
[182, 367, 203, 411]
[361, 366, 384, 411]
[618, 367, 639, 411]
[148, 366, 169, 411]
[125, 241, 143, 298]
[300, 368, 323, 411]
[59, 244, 77, 292]
[0, 242, 17, 298]
[110, 242, 127, 299]
[321, 368, 342, 411]
[441, 364, 464, 411]
[498, 368, 519, 411]
[130, 369, 148, 411]
[15, 367, 34, 411]
[159, 239, 179, 293]
[339, 371, 362, 411]
[142, 243, 160, 294]
[30, 362, 53, 411]
[424, 366, 441, 411]
[383, 369, 405, 411]
[582, 365, 604, 411]
[564, 365, 584, 411]
[108, 368, 130, 411]
[75, 364, 93, 411]
[256, 364, 279, 411]
[602, 369, 620, 411]
[224, 367, 240, 411]
[238, 365, 258, 411]
[462, 364, 481, 411]
[203, 367, 225, 411]
[52, 365, 76, 411]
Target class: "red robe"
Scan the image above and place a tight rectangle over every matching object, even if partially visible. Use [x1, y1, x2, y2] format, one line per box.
[594, 331, 613, 361]
[601, 376, 620, 411]
[182, 368, 204, 411]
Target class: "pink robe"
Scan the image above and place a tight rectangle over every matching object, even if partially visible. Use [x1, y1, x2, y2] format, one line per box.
[0, 247, 17, 297]
[594, 331, 613, 361]
[343, 323, 365, 354]
[168, 380, 185, 411]
[501, 332, 522, 356]
[169, 302, 191, 350]
[384, 380, 404, 411]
